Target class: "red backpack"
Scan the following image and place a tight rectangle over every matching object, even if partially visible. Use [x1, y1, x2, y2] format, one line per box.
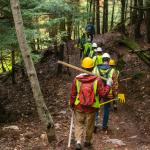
[76, 80, 97, 106]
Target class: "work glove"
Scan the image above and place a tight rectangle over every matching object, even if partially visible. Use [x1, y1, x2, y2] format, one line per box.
[118, 93, 125, 103]
[106, 78, 113, 87]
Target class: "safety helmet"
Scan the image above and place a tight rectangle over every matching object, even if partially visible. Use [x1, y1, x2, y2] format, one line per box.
[95, 47, 103, 52]
[109, 59, 116, 66]
[102, 53, 110, 58]
[92, 43, 97, 48]
[81, 57, 94, 69]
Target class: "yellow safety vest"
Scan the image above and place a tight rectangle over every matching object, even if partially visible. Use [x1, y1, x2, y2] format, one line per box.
[74, 79, 100, 108]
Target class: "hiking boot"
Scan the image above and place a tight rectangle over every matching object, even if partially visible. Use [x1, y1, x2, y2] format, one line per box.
[75, 143, 82, 150]
[102, 126, 108, 132]
[84, 141, 92, 147]
[93, 126, 98, 133]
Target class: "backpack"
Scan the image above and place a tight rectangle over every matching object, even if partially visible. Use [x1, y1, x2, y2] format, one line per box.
[76, 80, 97, 106]
[98, 68, 111, 83]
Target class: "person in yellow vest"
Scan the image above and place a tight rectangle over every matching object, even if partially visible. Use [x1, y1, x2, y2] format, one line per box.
[92, 53, 118, 132]
[69, 57, 112, 150]
[89, 43, 97, 58]
[83, 38, 92, 58]
[93, 47, 103, 67]
[109, 59, 120, 111]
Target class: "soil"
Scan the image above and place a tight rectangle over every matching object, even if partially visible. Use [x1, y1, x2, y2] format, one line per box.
[0, 36, 150, 150]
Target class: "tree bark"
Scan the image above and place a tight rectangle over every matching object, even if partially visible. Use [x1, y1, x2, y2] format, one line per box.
[102, 0, 108, 33]
[96, 0, 100, 34]
[134, 0, 143, 38]
[11, 49, 16, 84]
[120, 0, 126, 33]
[0, 51, 6, 72]
[146, 0, 150, 43]
[111, 0, 115, 30]
[10, 0, 56, 141]
[92, 0, 96, 25]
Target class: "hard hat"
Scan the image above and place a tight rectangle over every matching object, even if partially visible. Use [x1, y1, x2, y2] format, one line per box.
[109, 59, 116, 66]
[95, 47, 103, 52]
[102, 53, 110, 58]
[92, 43, 97, 48]
[81, 57, 94, 68]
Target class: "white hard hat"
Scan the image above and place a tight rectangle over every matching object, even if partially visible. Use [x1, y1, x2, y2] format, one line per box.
[102, 53, 110, 58]
[95, 47, 103, 52]
[92, 43, 97, 48]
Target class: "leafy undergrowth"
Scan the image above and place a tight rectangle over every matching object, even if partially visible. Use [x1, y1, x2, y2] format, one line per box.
[0, 36, 150, 150]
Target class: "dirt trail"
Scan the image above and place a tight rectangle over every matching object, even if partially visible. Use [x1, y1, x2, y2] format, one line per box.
[0, 39, 150, 150]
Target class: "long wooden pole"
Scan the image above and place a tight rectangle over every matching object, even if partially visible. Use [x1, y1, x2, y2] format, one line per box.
[57, 60, 107, 81]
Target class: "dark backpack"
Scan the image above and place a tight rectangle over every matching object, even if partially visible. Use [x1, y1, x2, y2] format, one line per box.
[76, 80, 97, 106]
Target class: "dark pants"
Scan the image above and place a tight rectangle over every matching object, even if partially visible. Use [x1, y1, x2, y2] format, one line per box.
[102, 103, 110, 129]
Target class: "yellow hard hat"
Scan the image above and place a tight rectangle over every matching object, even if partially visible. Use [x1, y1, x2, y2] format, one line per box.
[109, 59, 116, 66]
[81, 57, 94, 68]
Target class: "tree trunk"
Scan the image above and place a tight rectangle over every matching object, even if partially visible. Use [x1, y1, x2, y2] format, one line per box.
[57, 42, 64, 76]
[11, 49, 16, 84]
[120, 0, 126, 34]
[134, 0, 143, 38]
[146, 0, 150, 43]
[102, 0, 108, 33]
[10, 0, 56, 141]
[92, 0, 95, 25]
[111, 0, 115, 30]
[0, 51, 6, 72]
[96, 0, 100, 34]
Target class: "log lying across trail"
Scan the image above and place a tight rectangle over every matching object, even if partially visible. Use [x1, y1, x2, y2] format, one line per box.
[119, 38, 150, 67]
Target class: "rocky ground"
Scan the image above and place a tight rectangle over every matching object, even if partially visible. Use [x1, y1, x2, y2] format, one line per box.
[0, 35, 150, 150]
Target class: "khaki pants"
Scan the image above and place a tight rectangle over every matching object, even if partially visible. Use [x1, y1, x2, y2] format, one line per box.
[74, 110, 95, 143]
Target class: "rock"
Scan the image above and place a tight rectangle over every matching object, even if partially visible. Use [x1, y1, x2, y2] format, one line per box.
[3, 125, 19, 131]
[55, 123, 61, 129]
[59, 110, 66, 114]
[40, 133, 48, 145]
[128, 135, 137, 139]
[105, 138, 126, 146]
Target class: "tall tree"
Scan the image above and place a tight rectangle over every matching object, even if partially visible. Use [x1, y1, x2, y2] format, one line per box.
[145, 0, 150, 42]
[134, 0, 143, 38]
[96, 0, 100, 34]
[10, 0, 56, 141]
[120, 0, 126, 33]
[111, 0, 116, 29]
[102, 0, 108, 33]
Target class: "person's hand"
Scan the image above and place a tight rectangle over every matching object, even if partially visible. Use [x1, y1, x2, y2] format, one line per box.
[106, 78, 113, 87]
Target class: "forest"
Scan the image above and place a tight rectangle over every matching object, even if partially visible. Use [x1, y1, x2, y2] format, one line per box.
[0, 0, 150, 149]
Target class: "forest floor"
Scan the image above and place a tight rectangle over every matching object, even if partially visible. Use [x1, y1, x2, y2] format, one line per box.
[0, 34, 150, 150]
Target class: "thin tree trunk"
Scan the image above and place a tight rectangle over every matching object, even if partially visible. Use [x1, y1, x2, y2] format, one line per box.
[10, 0, 56, 141]
[0, 51, 6, 72]
[11, 49, 16, 84]
[146, 0, 150, 42]
[92, 0, 95, 25]
[102, 0, 108, 33]
[134, 0, 143, 38]
[96, 0, 100, 34]
[120, 0, 126, 33]
[111, 0, 115, 29]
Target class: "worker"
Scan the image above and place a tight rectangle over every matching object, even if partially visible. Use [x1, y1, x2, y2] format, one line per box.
[93, 47, 103, 67]
[89, 42, 97, 58]
[77, 32, 88, 58]
[83, 38, 92, 58]
[93, 53, 118, 132]
[109, 59, 120, 111]
[70, 57, 112, 150]
[85, 21, 95, 41]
